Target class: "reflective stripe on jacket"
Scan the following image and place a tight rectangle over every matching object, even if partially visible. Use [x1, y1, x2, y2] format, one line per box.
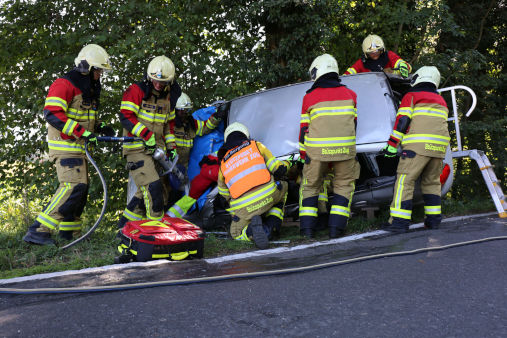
[119, 83, 173, 155]
[301, 86, 358, 161]
[220, 141, 271, 199]
[394, 91, 450, 158]
[45, 78, 97, 157]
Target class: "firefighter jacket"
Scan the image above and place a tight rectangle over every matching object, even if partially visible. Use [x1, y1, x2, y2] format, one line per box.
[299, 74, 358, 162]
[119, 80, 181, 156]
[44, 70, 101, 157]
[344, 51, 411, 75]
[171, 114, 221, 166]
[218, 140, 288, 212]
[387, 86, 450, 158]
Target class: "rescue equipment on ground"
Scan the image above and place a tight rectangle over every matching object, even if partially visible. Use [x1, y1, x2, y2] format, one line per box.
[116, 216, 204, 263]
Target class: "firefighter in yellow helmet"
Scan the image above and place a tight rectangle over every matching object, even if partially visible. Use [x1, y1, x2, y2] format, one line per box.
[116, 55, 182, 229]
[344, 34, 412, 77]
[381, 66, 449, 233]
[215, 122, 290, 249]
[23, 44, 115, 245]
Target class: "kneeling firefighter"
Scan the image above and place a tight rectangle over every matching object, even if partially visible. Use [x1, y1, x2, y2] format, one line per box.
[216, 122, 289, 249]
[117, 55, 182, 229]
[23, 44, 114, 245]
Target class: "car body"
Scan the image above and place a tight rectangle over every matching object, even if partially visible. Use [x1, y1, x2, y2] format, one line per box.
[186, 72, 454, 228]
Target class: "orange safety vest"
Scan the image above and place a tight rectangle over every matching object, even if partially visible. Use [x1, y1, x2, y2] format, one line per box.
[220, 141, 271, 199]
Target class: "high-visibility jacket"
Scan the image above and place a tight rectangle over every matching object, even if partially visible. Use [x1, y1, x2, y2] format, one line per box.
[388, 90, 450, 158]
[220, 141, 271, 199]
[344, 51, 411, 75]
[218, 140, 288, 212]
[119, 81, 177, 155]
[44, 70, 100, 157]
[171, 114, 221, 167]
[300, 86, 358, 161]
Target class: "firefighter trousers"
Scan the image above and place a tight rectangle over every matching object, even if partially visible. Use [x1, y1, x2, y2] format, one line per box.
[120, 152, 170, 225]
[35, 155, 89, 233]
[300, 158, 359, 230]
[390, 153, 443, 227]
[229, 181, 288, 239]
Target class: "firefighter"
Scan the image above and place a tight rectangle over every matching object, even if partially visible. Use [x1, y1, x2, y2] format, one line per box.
[381, 66, 449, 233]
[170, 93, 228, 170]
[344, 34, 412, 77]
[23, 44, 114, 245]
[116, 56, 182, 229]
[166, 152, 220, 218]
[216, 122, 289, 249]
[299, 53, 360, 239]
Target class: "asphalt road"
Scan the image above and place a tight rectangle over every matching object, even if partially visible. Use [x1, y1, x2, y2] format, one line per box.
[1, 215, 506, 337]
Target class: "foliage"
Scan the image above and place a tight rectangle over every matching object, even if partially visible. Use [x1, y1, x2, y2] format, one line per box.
[0, 0, 505, 233]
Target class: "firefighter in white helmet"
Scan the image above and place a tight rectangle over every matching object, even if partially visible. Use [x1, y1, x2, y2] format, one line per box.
[23, 44, 115, 245]
[169, 92, 229, 170]
[116, 55, 183, 229]
[215, 122, 290, 249]
[381, 66, 449, 233]
[344, 34, 412, 77]
[299, 53, 360, 239]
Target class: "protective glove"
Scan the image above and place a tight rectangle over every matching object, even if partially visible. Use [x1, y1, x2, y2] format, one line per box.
[96, 122, 115, 137]
[273, 165, 287, 181]
[214, 101, 231, 120]
[379, 144, 398, 158]
[82, 130, 98, 146]
[213, 194, 229, 210]
[167, 149, 178, 161]
[144, 134, 156, 153]
[399, 61, 410, 78]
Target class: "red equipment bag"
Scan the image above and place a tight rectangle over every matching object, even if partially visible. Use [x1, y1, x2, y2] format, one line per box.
[116, 216, 204, 263]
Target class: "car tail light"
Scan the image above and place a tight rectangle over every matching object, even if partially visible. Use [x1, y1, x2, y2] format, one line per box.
[440, 164, 450, 185]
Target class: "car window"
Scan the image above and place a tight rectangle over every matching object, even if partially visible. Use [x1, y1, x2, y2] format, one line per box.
[228, 72, 397, 157]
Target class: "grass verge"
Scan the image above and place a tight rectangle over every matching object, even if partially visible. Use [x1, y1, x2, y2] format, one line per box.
[0, 185, 496, 280]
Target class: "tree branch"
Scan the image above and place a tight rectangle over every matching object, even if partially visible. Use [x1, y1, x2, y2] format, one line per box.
[472, 0, 496, 50]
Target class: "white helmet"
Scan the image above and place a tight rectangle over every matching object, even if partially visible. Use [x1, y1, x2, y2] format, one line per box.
[176, 92, 193, 110]
[74, 44, 112, 72]
[224, 122, 250, 141]
[362, 35, 385, 57]
[411, 66, 441, 88]
[147, 56, 175, 83]
[309, 54, 339, 81]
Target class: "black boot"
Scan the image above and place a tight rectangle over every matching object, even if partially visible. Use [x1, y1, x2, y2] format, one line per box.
[300, 227, 314, 238]
[249, 216, 269, 250]
[382, 222, 408, 234]
[23, 221, 55, 245]
[329, 227, 344, 239]
[59, 230, 74, 240]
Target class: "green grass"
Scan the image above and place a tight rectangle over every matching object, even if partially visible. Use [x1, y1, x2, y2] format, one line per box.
[0, 184, 497, 280]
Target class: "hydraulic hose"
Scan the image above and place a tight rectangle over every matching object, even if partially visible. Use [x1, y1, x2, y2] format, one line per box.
[4, 235, 506, 294]
[60, 137, 141, 250]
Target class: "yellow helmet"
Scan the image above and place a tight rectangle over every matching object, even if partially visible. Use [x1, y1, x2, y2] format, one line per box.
[176, 92, 193, 110]
[147, 56, 175, 83]
[411, 66, 441, 88]
[309, 54, 339, 81]
[362, 35, 385, 57]
[224, 122, 250, 141]
[74, 44, 112, 72]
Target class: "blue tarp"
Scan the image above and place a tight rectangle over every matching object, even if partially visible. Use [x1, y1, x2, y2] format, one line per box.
[188, 106, 225, 210]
